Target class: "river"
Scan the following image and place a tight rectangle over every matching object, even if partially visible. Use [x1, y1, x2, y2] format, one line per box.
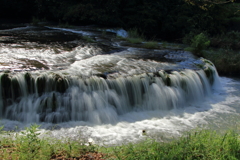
[0, 25, 239, 146]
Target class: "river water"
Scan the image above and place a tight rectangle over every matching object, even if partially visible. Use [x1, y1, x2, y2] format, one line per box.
[0, 25, 240, 146]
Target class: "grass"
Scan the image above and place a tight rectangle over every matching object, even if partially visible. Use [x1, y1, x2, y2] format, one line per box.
[117, 28, 144, 44]
[105, 129, 240, 160]
[0, 125, 102, 159]
[1, 125, 240, 159]
[126, 37, 144, 44]
[143, 41, 159, 49]
[117, 29, 160, 48]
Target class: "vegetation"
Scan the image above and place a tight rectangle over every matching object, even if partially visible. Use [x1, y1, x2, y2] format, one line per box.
[183, 31, 240, 77]
[126, 38, 143, 44]
[1, 125, 240, 159]
[31, 17, 40, 26]
[203, 49, 240, 76]
[0, 125, 102, 159]
[124, 28, 144, 44]
[0, 0, 239, 41]
[210, 31, 240, 50]
[58, 22, 74, 29]
[143, 41, 159, 49]
[185, 33, 210, 56]
[107, 129, 240, 160]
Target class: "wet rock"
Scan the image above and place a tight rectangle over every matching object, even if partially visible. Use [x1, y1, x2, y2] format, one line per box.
[36, 76, 46, 95]
[54, 74, 68, 93]
[1, 73, 12, 99]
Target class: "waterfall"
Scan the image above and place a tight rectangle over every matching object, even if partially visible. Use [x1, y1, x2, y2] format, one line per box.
[0, 60, 219, 124]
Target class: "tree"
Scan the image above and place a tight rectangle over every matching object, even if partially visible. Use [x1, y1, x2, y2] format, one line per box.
[184, 0, 235, 10]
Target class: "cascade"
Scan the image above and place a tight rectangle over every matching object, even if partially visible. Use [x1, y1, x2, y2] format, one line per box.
[0, 61, 218, 124]
[2, 25, 240, 146]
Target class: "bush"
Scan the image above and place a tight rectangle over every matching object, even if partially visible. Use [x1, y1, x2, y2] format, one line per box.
[31, 17, 40, 26]
[127, 28, 142, 38]
[210, 31, 240, 50]
[125, 28, 144, 44]
[58, 22, 73, 28]
[203, 49, 240, 76]
[190, 33, 210, 56]
[182, 30, 201, 45]
[185, 33, 210, 56]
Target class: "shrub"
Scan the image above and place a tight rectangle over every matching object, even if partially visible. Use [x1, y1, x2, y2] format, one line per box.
[125, 28, 144, 44]
[182, 30, 201, 45]
[185, 33, 210, 56]
[190, 33, 210, 56]
[31, 17, 40, 26]
[58, 22, 73, 28]
[211, 31, 240, 50]
[203, 49, 240, 76]
[127, 28, 143, 39]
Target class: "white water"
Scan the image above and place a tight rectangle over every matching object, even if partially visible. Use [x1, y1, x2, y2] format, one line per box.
[1, 26, 240, 146]
[1, 76, 240, 146]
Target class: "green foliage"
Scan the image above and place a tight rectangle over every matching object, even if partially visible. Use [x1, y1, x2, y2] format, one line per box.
[211, 31, 240, 50]
[127, 28, 143, 39]
[0, 0, 238, 41]
[189, 33, 210, 56]
[0, 125, 101, 159]
[1, 127, 240, 159]
[126, 29, 144, 43]
[106, 129, 240, 160]
[184, 0, 235, 10]
[31, 17, 40, 26]
[126, 38, 143, 44]
[17, 124, 46, 159]
[203, 48, 240, 76]
[58, 22, 73, 28]
[143, 41, 159, 49]
[182, 30, 201, 45]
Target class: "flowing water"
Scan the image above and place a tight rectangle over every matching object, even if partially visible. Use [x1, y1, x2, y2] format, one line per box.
[0, 25, 240, 145]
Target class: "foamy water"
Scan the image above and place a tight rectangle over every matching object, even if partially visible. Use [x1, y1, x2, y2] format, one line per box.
[1, 26, 240, 146]
[1, 76, 240, 146]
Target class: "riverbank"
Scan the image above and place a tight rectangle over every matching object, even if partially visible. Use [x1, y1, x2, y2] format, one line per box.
[1, 125, 240, 159]
[203, 49, 240, 77]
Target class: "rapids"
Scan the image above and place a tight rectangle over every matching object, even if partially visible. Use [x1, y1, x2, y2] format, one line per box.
[0, 25, 239, 145]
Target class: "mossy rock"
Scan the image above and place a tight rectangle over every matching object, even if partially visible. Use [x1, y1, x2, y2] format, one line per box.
[24, 73, 35, 93]
[51, 93, 57, 112]
[204, 67, 214, 85]
[1, 73, 12, 98]
[36, 76, 46, 95]
[54, 74, 68, 93]
[158, 71, 171, 86]
[11, 78, 21, 99]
